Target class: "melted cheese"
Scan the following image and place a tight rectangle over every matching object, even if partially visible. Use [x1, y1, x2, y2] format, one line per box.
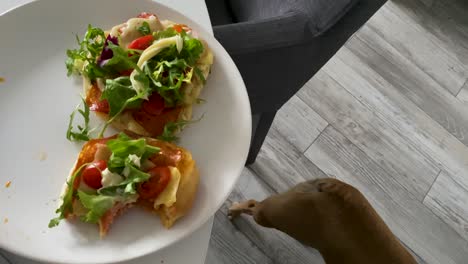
[94, 143, 112, 161]
[101, 168, 124, 187]
[137, 35, 183, 67]
[110, 16, 163, 48]
[128, 154, 141, 167]
[154, 166, 181, 208]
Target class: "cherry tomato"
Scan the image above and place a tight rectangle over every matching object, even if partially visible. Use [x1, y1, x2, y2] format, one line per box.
[128, 35, 154, 50]
[173, 24, 190, 33]
[173, 24, 183, 33]
[137, 12, 157, 19]
[82, 160, 107, 189]
[142, 93, 165, 116]
[138, 166, 171, 200]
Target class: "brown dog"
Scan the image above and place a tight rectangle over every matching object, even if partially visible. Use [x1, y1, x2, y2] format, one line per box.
[228, 178, 417, 264]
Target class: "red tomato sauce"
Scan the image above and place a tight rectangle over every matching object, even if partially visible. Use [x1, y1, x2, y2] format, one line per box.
[85, 84, 110, 114]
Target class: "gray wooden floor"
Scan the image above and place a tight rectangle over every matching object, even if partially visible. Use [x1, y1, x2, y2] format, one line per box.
[206, 0, 468, 263]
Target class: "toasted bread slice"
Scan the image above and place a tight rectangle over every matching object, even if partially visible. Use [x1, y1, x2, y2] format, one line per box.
[61, 136, 199, 236]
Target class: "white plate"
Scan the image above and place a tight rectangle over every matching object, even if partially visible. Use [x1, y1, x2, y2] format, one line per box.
[0, 0, 251, 263]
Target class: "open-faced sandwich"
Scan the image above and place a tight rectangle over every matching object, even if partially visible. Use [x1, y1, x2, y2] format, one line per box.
[66, 12, 213, 139]
[49, 133, 199, 237]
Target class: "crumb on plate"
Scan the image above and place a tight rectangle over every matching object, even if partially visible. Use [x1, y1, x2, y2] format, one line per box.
[5, 181, 11, 188]
[3, 218, 8, 224]
[0, 77, 4, 83]
[39, 151, 48, 161]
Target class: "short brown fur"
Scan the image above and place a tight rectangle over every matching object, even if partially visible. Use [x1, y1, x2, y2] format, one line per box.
[229, 178, 417, 264]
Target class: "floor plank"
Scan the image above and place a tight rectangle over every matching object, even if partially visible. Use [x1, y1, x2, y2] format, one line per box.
[305, 126, 468, 264]
[430, 0, 468, 40]
[391, 0, 468, 67]
[424, 170, 468, 241]
[272, 95, 328, 153]
[367, 1, 468, 95]
[457, 80, 468, 104]
[320, 44, 468, 238]
[298, 70, 439, 200]
[324, 43, 468, 188]
[249, 127, 328, 194]
[350, 25, 468, 145]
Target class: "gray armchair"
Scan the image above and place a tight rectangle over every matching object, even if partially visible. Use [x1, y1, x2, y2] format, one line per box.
[206, 0, 388, 164]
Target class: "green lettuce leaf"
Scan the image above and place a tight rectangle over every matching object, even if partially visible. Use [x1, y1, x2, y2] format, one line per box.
[104, 42, 141, 73]
[142, 29, 204, 105]
[137, 21, 151, 36]
[180, 37, 204, 65]
[194, 66, 206, 84]
[98, 73, 150, 137]
[48, 163, 90, 228]
[94, 133, 158, 196]
[151, 30, 204, 65]
[65, 25, 107, 80]
[77, 191, 118, 223]
[101, 77, 142, 118]
[106, 133, 160, 172]
[157, 115, 204, 142]
[66, 98, 91, 142]
[144, 58, 192, 106]
[153, 28, 178, 40]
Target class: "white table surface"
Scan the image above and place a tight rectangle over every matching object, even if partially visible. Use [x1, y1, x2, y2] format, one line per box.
[0, 0, 214, 263]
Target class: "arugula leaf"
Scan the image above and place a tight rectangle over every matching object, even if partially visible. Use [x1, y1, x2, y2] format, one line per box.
[137, 21, 151, 36]
[83, 25, 107, 57]
[98, 74, 150, 137]
[66, 98, 91, 142]
[101, 77, 142, 117]
[151, 30, 204, 65]
[107, 133, 146, 161]
[87, 133, 157, 196]
[194, 66, 206, 84]
[48, 163, 90, 228]
[180, 37, 204, 65]
[77, 191, 118, 223]
[104, 42, 141, 73]
[144, 58, 193, 106]
[65, 25, 107, 80]
[157, 115, 204, 142]
[153, 28, 178, 40]
[140, 30, 204, 106]
[106, 133, 160, 172]
[96, 42, 151, 137]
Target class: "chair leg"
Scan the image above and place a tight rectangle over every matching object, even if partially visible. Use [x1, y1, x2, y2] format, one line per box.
[246, 111, 277, 165]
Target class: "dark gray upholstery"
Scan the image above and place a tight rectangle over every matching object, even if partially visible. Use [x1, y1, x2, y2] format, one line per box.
[205, 0, 235, 26]
[229, 0, 356, 35]
[206, 0, 388, 164]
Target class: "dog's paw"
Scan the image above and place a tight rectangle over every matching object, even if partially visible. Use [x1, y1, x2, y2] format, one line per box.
[228, 200, 258, 220]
